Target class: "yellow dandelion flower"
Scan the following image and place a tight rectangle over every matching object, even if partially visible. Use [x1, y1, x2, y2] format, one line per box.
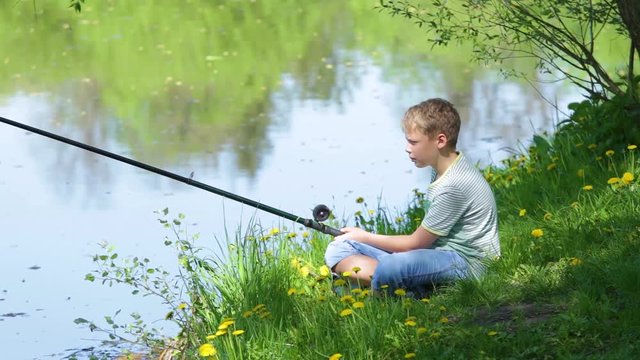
[588, 143, 597, 150]
[218, 320, 235, 330]
[341, 271, 352, 277]
[605, 150, 615, 156]
[546, 163, 557, 171]
[287, 288, 297, 296]
[351, 266, 362, 273]
[439, 316, 449, 324]
[329, 354, 343, 360]
[299, 266, 310, 277]
[242, 310, 253, 318]
[404, 353, 417, 359]
[333, 279, 347, 286]
[394, 288, 407, 296]
[355, 197, 364, 204]
[339, 308, 354, 317]
[417, 327, 428, 335]
[360, 289, 371, 297]
[214, 329, 227, 336]
[569, 257, 583, 266]
[577, 169, 585, 178]
[431, 331, 441, 338]
[302, 231, 310, 238]
[286, 232, 297, 239]
[198, 343, 217, 357]
[252, 304, 266, 312]
[487, 330, 498, 336]
[439, 305, 447, 311]
[232, 329, 245, 336]
[290, 258, 301, 268]
[258, 311, 271, 319]
[395, 216, 403, 223]
[319, 265, 330, 277]
[628, 144, 637, 150]
[582, 185, 593, 191]
[608, 177, 621, 185]
[177, 303, 187, 310]
[380, 284, 389, 289]
[622, 172, 634, 184]
[351, 288, 363, 295]
[353, 301, 365, 309]
[519, 209, 526, 217]
[368, 209, 375, 216]
[318, 295, 327, 302]
[205, 334, 217, 341]
[420, 298, 430, 303]
[269, 227, 280, 235]
[531, 229, 544, 238]
[405, 320, 417, 326]
[340, 295, 355, 303]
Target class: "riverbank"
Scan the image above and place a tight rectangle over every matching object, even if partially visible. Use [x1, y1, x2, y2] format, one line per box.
[91, 96, 639, 359]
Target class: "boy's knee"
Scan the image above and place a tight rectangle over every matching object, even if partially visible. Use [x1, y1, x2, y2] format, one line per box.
[324, 240, 355, 269]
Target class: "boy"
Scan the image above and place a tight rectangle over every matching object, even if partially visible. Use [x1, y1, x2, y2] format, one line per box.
[324, 98, 500, 293]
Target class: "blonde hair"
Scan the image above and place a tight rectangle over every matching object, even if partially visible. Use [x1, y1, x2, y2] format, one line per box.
[402, 98, 461, 148]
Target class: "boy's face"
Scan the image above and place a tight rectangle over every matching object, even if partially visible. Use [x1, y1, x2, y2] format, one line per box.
[404, 127, 441, 168]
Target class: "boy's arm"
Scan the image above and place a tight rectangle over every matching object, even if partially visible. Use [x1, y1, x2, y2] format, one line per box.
[335, 226, 438, 253]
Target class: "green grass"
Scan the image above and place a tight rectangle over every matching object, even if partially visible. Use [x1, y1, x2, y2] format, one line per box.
[86, 97, 640, 359]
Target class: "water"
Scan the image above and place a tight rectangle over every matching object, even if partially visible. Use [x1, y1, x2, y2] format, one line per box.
[0, 1, 587, 359]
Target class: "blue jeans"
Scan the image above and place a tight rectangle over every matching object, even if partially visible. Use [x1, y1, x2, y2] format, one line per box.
[325, 239, 469, 292]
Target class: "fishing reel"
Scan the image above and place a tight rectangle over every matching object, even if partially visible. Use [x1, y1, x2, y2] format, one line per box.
[312, 204, 331, 222]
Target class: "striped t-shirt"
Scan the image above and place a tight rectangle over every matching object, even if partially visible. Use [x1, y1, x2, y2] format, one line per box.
[421, 152, 500, 277]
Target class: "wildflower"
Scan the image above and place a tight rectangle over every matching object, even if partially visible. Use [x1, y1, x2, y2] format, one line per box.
[302, 231, 310, 238]
[596, 156, 603, 161]
[439, 305, 447, 312]
[405, 319, 417, 326]
[340, 295, 355, 304]
[394, 289, 407, 296]
[582, 185, 593, 191]
[198, 343, 217, 357]
[252, 304, 266, 312]
[439, 316, 449, 324]
[531, 229, 544, 238]
[519, 209, 526, 217]
[543, 212, 552, 221]
[628, 144, 637, 150]
[339, 309, 354, 317]
[287, 288, 297, 296]
[342, 271, 352, 277]
[177, 303, 187, 310]
[417, 327, 428, 335]
[359, 289, 371, 297]
[607, 177, 621, 185]
[380, 284, 389, 289]
[286, 232, 297, 239]
[356, 196, 364, 203]
[351, 288, 363, 295]
[334, 279, 347, 286]
[329, 354, 343, 360]
[605, 150, 615, 157]
[368, 209, 375, 216]
[232, 330, 245, 336]
[622, 172, 635, 184]
[431, 331, 441, 338]
[318, 295, 327, 302]
[319, 265, 330, 277]
[270, 227, 280, 235]
[420, 298, 430, 303]
[299, 266, 310, 277]
[546, 163, 557, 171]
[404, 353, 417, 359]
[351, 266, 361, 273]
[242, 310, 253, 318]
[588, 143, 597, 150]
[487, 330, 498, 336]
[577, 169, 584, 178]
[214, 329, 226, 336]
[218, 319, 235, 330]
[258, 311, 271, 319]
[353, 301, 365, 309]
[569, 257, 583, 266]
[205, 334, 217, 341]
[395, 216, 403, 223]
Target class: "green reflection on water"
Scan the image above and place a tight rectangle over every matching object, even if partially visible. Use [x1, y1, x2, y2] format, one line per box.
[0, 0, 629, 176]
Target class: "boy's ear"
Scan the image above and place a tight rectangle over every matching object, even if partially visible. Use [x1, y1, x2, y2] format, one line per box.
[435, 133, 449, 149]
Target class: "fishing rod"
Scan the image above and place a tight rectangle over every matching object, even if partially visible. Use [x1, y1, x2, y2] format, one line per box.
[0, 116, 343, 237]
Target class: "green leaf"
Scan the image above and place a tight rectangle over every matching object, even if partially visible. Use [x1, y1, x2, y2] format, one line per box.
[85, 273, 95, 282]
[73, 318, 89, 324]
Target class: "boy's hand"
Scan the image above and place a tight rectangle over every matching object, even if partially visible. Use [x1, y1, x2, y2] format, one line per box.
[334, 227, 371, 242]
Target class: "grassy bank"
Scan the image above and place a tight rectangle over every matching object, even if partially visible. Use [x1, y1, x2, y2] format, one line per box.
[86, 97, 639, 359]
